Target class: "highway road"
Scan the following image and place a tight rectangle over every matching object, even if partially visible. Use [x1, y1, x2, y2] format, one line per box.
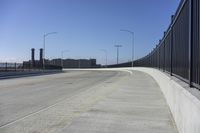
[0, 70, 177, 133]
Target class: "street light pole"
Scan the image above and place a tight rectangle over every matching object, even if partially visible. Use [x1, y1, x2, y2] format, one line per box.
[43, 32, 57, 70]
[100, 49, 108, 67]
[120, 29, 134, 67]
[114, 45, 122, 64]
[61, 50, 69, 68]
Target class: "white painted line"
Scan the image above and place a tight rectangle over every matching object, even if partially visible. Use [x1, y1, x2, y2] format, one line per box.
[119, 70, 133, 75]
[0, 69, 131, 129]
[64, 68, 133, 75]
[0, 90, 82, 129]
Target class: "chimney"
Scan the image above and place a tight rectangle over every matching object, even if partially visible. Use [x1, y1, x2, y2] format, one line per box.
[31, 48, 35, 67]
[40, 48, 43, 66]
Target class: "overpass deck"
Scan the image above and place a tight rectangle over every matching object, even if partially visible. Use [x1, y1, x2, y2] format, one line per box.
[0, 70, 177, 133]
[59, 70, 177, 133]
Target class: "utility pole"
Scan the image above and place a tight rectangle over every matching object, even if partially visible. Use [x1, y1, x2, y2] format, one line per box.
[61, 50, 69, 68]
[100, 49, 108, 67]
[43, 32, 57, 70]
[114, 45, 122, 64]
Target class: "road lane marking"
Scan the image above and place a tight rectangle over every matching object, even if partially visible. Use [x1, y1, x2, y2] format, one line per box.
[0, 71, 123, 129]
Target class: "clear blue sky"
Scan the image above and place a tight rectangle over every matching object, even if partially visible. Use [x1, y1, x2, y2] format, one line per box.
[0, 0, 180, 65]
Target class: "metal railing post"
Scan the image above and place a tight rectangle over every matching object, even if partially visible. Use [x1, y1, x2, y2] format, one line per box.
[15, 63, 17, 71]
[29, 61, 31, 72]
[189, 0, 193, 87]
[163, 41, 165, 72]
[170, 15, 174, 76]
[5, 62, 7, 71]
[22, 63, 24, 71]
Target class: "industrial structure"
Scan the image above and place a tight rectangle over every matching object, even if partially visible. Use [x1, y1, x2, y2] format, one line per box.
[23, 49, 100, 69]
[23, 48, 61, 70]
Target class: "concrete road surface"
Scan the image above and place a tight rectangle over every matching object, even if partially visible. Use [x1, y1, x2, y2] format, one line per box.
[0, 70, 177, 133]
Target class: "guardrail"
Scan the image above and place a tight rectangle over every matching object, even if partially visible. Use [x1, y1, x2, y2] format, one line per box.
[109, 0, 200, 90]
[0, 62, 62, 72]
[134, 0, 200, 89]
[0, 62, 26, 72]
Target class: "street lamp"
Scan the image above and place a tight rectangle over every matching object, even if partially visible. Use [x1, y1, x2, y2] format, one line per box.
[61, 50, 70, 68]
[100, 49, 108, 67]
[120, 29, 134, 67]
[43, 32, 57, 70]
[114, 45, 122, 64]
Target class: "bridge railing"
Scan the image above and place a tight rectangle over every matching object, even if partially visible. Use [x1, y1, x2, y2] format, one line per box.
[0, 62, 25, 72]
[0, 62, 62, 72]
[109, 0, 200, 90]
[134, 0, 200, 90]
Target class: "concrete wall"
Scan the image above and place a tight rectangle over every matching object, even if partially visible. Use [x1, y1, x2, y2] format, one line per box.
[133, 67, 200, 133]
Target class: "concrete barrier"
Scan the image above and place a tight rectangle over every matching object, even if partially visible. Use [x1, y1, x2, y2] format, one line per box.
[133, 67, 200, 133]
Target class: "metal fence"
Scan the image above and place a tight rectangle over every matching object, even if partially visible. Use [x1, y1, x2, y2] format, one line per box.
[0, 62, 62, 72]
[0, 63, 25, 72]
[133, 0, 200, 90]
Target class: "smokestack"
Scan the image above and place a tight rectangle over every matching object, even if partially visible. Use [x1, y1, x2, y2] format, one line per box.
[40, 48, 43, 61]
[31, 48, 35, 67]
[40, 48, 43, 66]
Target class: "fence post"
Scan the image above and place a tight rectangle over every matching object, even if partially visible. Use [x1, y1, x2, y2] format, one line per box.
[29, 61, 31, 72]
[170, 15, 174, 76]
[158, 47, 160, 70]
[22, 62, 24, 71]
[163, 32, 166, 72]
[15, 63, 17, 71]
[163, 40, 165, 72]
[5, 62, 7, 71]
[189, 0, 193, 87]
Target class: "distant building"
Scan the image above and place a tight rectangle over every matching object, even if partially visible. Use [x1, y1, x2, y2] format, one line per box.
[23, 48, 100, 69]
[23, 48, 61, 69]
[49, 58, 101, 68]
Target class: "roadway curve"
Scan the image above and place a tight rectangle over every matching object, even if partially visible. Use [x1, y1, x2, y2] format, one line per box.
[0, 70, 177, 133]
